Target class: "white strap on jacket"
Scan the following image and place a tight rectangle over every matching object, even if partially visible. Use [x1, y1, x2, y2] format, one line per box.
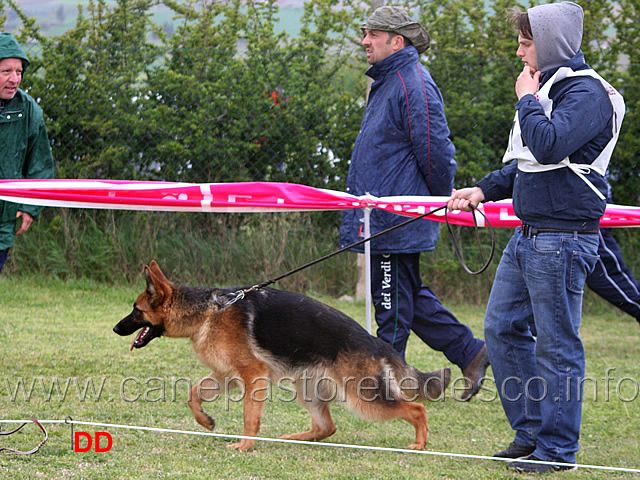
[502, 67, 625, 200]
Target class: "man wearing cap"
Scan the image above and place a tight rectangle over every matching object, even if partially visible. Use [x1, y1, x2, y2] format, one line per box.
[339, 6, 489, 401]
[448, 2, 624, 472]
[0, 32, 54, 273]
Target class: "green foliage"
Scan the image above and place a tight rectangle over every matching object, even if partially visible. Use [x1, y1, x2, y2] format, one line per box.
[8, 208, 357, 296]
[1, 0, 639, 295]
[22, 0, 365, 187]
[25, 0, 165, 180]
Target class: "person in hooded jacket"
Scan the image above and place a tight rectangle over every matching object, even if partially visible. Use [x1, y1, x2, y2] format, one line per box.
[448, 2, 624, 473]
[339, 6, 489, 402]
[0, 32, 54, 273]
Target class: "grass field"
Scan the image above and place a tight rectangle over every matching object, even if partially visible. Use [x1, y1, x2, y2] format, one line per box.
[1, 274, 639, 479]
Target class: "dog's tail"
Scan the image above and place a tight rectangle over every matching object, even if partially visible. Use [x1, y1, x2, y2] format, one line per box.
[397, 364, 451, 402]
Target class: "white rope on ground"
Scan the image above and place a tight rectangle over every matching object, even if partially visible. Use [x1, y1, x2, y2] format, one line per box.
[1, 419, 639, 473]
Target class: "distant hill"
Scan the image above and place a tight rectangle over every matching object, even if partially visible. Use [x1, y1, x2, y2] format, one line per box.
[4, 0, 306, 37]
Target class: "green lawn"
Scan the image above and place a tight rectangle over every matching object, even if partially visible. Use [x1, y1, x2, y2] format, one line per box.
[1, 275, 639, 479]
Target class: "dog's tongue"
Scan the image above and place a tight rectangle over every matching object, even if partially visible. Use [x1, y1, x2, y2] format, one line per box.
[130, 327, 150, 351]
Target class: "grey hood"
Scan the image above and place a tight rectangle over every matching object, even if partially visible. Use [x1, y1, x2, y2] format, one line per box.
[528, 1, 583, 72]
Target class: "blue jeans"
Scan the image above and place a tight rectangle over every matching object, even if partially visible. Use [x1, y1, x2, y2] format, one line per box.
[484, 228, 599, 463]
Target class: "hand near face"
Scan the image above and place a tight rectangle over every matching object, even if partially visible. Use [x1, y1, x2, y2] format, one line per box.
[515, 65, 540, 99]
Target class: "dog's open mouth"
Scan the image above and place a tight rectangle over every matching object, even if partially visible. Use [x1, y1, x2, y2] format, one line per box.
[131, 327, 151, 351]
[129, 325, 163, 351]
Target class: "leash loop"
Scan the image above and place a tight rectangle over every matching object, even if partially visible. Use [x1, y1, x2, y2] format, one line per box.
[445, 205, 495, 275]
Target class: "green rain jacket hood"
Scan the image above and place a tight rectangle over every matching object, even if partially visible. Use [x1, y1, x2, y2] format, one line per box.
[0, 33, 54, 250]
[0, 32, 30, 71]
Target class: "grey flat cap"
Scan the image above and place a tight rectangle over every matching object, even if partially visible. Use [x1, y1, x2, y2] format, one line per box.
[361, 6, 431, 53]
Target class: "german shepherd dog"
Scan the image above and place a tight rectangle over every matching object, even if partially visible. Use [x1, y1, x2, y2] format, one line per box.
[113, 261, 451, 451]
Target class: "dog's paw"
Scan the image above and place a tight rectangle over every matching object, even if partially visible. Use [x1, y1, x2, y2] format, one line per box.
[407, 442, 426, 450]
[192, 409, 215, 430]
[228, 440, 254, 452]
[202, 413, 215, 430]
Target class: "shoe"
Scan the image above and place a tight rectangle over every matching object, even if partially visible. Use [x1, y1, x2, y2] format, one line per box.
[493, 441, 536, 459]
[506, 455, 578, 473]
[460, 344, 490, 401]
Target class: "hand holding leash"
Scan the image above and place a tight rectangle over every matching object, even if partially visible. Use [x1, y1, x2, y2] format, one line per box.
[447, 187, 485, 212]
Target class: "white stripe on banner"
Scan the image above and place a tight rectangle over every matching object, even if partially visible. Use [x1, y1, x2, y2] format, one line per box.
[200, 183, 213, 210]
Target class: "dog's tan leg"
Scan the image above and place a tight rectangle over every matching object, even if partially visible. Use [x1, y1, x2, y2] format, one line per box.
[228, 366, 270, 452]
[280, 401, 337, 442]
[227, 394, 265, 452]
[393, 401, 429, 450]
[188, 374, 225, 431]
[351, 397, 429, 450]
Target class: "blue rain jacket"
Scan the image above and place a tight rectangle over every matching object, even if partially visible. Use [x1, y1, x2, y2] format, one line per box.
[339, 46, 456, 254]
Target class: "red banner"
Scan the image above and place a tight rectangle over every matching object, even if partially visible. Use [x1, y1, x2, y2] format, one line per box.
[0, 179, 639, 228]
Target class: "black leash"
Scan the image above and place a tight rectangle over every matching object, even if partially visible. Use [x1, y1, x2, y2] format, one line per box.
[445, 205, 495, 275]
[224, 205, 494, 306]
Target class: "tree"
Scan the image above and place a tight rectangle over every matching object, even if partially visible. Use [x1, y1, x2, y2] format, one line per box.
[137, 0, 364, 188]
[4, 0, 638, 288]
[28, 0, 164, 180]
[56, 6, 66, 25]
[415, 0, 524, 186]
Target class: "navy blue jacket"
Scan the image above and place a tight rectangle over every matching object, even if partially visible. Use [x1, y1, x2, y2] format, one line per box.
[477, 52, 613, 231]
[339, 47, 456, 254]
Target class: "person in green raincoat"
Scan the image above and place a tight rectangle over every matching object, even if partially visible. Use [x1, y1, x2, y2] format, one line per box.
[0, 32, 54, 273]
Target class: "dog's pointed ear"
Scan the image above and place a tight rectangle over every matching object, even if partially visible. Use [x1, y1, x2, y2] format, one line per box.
[144, 261, 172, 307]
